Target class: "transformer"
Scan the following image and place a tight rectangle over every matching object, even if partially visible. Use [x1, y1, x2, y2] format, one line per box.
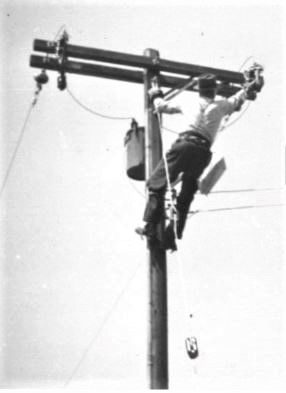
[124, 119, 145, 181]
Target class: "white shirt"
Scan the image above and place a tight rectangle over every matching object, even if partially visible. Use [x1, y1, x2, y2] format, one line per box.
[154, 89, 247, 145]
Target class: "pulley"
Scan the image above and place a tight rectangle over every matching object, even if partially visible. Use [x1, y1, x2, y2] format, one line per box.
[185, 336, 199, 359]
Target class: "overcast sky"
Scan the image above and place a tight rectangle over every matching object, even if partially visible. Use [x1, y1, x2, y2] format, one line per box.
[0, 0, 285, 391]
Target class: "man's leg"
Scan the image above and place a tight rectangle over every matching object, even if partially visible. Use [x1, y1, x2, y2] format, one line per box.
[142, 144, 184, 226]
[176, 174, 198, 239]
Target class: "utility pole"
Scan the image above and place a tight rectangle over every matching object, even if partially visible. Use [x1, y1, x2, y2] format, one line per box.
[30, 37, 249, 389]
[143, 48, 168, 389]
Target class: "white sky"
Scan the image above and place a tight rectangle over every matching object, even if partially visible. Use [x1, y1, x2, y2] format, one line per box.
[0, 0, 285, 391]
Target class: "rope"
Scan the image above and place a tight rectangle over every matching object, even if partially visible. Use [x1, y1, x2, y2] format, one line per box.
[156, 112, 196, 357]
[156, 114, 178, 239]
[0, 100, 36, 198]
[64, 258, 143, 387]
[67, 87, 134, 121]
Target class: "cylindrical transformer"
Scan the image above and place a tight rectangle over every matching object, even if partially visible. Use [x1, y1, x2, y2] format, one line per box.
[124, 119, 145, 181]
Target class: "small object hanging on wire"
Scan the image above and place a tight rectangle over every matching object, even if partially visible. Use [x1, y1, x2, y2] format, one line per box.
[185, 336, 199, 359]
[32, 69, 49, 106]
[56, 30, 69, 91]
[243, 62, 264, 100]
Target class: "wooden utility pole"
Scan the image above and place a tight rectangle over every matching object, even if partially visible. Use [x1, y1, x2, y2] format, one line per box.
[143, 48, 168, 389]
[30, 37, 249, 389]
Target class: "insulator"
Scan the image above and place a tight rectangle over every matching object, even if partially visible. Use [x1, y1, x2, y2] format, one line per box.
[57, 74, 67, 91]
[34, 69, 49, 85]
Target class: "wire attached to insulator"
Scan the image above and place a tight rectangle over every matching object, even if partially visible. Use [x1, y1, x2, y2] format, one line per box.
[32, 69, 49, 105]
[0, 69, 49, 198]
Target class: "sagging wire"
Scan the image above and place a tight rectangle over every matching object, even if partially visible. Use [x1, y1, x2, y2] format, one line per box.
[54, 24, 68, 41]
[0, 105, 34, 198]
[50, 27, 135, 121]
[219, 100, 251, 131]
[211, 187, 284, 194]
[159, 55, 257, 135]
[63, 258, 143, 387]
[219, 55, 257, 132]
[127, 177, 145, 199]
[0, 25, 67, 197]
[0, 70, 49, 198]
[238, 56, 255, 72]
[189, 203, 284, 216]
[67, 86, 134, 121]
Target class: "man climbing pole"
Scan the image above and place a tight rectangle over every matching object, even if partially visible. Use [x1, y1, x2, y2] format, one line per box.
[136, 64, 264, 251]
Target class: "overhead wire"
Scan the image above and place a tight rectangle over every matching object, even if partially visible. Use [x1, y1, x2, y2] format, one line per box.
[53, 24, 68, 41]
[67, 86, 134, 121]
[0, 99, 36, 198]
[211, 187, 284, 194]
[218, 55, 257, 132]
[64, 258, 143, 387]
[190, 203, 285, 215]
[0, 24, 69, 198]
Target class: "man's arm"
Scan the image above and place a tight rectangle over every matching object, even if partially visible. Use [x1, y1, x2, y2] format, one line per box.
[223, 74, 264, 115]
[149, 87, 182, 114]
[153, 97, 182, 114]
[224, 89, 248, 114]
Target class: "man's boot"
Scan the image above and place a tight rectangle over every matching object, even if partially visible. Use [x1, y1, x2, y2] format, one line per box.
[163, 220, 177, 251]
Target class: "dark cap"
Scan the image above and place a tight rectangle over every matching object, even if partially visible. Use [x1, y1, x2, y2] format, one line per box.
[198, 74, 217, 89]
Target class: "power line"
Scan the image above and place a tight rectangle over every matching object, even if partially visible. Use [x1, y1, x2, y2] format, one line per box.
[190, 203, 284, 215]
[211, 187, 284, 194]
[67, 86, 134, 121]
[0, 102, 35, 198]
[63, 259, 143, 387]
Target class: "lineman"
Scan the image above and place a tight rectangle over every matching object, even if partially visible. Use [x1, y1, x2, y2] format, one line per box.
[136, 66, 264, 250]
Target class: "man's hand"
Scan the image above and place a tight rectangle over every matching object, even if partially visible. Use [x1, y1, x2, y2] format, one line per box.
[253, 75, 264, 92]
[148, 86, 164, 102]
[244, 63, 264, 99]
[244, 75, 264, 100]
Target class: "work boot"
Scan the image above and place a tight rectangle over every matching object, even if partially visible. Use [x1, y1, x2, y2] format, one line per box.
[176, 210, 189, 239]
[163, 221, 177, 252]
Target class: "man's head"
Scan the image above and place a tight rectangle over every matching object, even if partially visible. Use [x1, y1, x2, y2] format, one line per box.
[198, 73, 217, 99]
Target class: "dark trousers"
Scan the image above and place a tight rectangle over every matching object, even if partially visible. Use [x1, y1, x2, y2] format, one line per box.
[143, 133, 212, 233]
